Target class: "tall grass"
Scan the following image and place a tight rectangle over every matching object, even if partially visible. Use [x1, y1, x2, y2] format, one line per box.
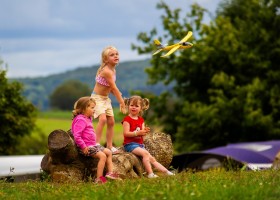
[1, 169, 280, 199]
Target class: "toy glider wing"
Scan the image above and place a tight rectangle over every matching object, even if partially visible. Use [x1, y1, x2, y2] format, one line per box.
[154, 39, 162, 46]
[179, 31, 193, 43]
[153, 49, 163, 55]
[161, 45, 181, 57]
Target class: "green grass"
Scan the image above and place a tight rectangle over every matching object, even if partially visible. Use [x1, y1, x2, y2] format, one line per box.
[9, 111, 280, 199]
[17, 110, 125, 154]
[38, 108, 124, 122]
[38, 110, 73, 119]
[34, 110, 124, 147]
[1, 169, 280, 199]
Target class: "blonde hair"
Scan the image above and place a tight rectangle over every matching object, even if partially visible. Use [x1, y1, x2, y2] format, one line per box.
[124, 95, 149, 116]
[72, 96, 96, 119]
[96, 46, 118, 76]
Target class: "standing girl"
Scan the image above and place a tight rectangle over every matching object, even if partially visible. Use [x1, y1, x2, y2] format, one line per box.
[72, 96, 120, 183]
[122, 95, 174, 178]
[91, 46, 126, 154]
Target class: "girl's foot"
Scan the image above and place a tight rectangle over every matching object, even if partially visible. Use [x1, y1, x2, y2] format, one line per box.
[105, 172, 121, 180]
[166, 171, 175, 176]
[94, 176, 107, 184]
[148, 173, 159, 178]
[110, 146, 120, 154]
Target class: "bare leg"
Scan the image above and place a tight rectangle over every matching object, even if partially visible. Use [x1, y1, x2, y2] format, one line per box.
[95, 114, 107, 144]
[103, 148, 113, 172]
[151, 157, 174, 175]
[151, 160, 168, 173]
[106, 116, 115, 149]
[132, 147, 153, 174]
[93, 151, 107, 178]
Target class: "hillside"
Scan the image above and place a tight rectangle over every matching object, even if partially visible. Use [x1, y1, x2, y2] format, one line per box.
[13, 59, 171, 110]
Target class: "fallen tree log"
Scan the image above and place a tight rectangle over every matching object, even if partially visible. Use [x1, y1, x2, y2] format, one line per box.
[144, 132, 173, 168]
[41, 129, 173, 182]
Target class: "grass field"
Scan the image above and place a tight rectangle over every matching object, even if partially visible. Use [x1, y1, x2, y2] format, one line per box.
[6, 111, 280, 199]
[1, 169, 280, 199]
[36, 110, 125, 147]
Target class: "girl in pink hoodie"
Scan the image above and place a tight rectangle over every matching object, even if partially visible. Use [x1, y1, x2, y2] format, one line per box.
[72, 96, 120, 183]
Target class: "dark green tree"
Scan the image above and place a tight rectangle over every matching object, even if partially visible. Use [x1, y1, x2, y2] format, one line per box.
[132, 0, 280, 152]
[50, 80, 91, 110]
[0, 67, 37, 155]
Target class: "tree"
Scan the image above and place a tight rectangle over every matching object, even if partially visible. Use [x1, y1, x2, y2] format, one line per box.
[0, 65, 37, 155]
[132, 0, 280, 152]
[50, 80, 91, 110]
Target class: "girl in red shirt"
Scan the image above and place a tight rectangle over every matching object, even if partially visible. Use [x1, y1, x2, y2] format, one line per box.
[122, 95, 174, 178]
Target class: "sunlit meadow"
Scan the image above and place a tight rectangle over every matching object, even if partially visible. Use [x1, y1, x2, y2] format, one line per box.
[4, 111, 280, 199]
[1, 169, 280, 199]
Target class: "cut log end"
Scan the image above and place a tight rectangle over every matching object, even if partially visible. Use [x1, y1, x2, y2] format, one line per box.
[48, 129, 72, 151]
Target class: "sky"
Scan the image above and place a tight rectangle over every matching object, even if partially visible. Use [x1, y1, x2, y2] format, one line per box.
[0, 0, 220, 78]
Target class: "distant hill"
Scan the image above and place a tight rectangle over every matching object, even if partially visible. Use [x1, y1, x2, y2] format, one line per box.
[13, 59, 172, 110]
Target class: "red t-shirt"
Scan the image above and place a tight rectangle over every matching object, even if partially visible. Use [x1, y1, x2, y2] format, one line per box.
[122, 116, 144, 145]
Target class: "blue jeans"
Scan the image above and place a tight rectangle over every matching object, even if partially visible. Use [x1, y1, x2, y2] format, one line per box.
[124, 142, 145, 152]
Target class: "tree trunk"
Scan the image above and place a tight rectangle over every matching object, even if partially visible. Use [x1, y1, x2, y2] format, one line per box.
[41, 129, 173, 182]
[48, 129, 78, 164]
[144, 132, 173, 169]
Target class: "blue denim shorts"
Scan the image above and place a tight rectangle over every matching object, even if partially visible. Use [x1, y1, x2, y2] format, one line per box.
[124, 142, 145, 152]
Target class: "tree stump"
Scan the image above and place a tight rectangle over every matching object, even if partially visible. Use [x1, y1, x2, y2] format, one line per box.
[48, 129, 78, 164]
[41, 129, 173, 182]
[111, 148, 144, 179]
[144, 132, 173, 168]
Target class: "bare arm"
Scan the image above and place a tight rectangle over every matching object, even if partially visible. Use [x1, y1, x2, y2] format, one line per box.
[123, 121, 150, 137]
[103, 69, 126, 113]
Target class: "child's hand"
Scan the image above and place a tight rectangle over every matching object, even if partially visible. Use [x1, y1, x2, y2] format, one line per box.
[137, 127, 150, 136]
[144, 127, 150, 132]
[120, 103, 126, 114]
[82, 147, 89, 155]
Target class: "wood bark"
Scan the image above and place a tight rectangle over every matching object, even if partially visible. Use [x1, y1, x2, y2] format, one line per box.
[272, 151, 280, 170]
[41, 129, 173, 182]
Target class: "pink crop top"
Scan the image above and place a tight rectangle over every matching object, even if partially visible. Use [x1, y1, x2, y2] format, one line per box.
[95, 75, 116, 87]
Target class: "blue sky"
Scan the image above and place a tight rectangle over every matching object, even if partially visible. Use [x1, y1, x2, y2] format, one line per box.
[0, 0, 220, 78]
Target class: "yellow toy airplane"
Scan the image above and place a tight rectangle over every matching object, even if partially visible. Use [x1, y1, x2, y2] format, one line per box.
[153, 31, 193, 57]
